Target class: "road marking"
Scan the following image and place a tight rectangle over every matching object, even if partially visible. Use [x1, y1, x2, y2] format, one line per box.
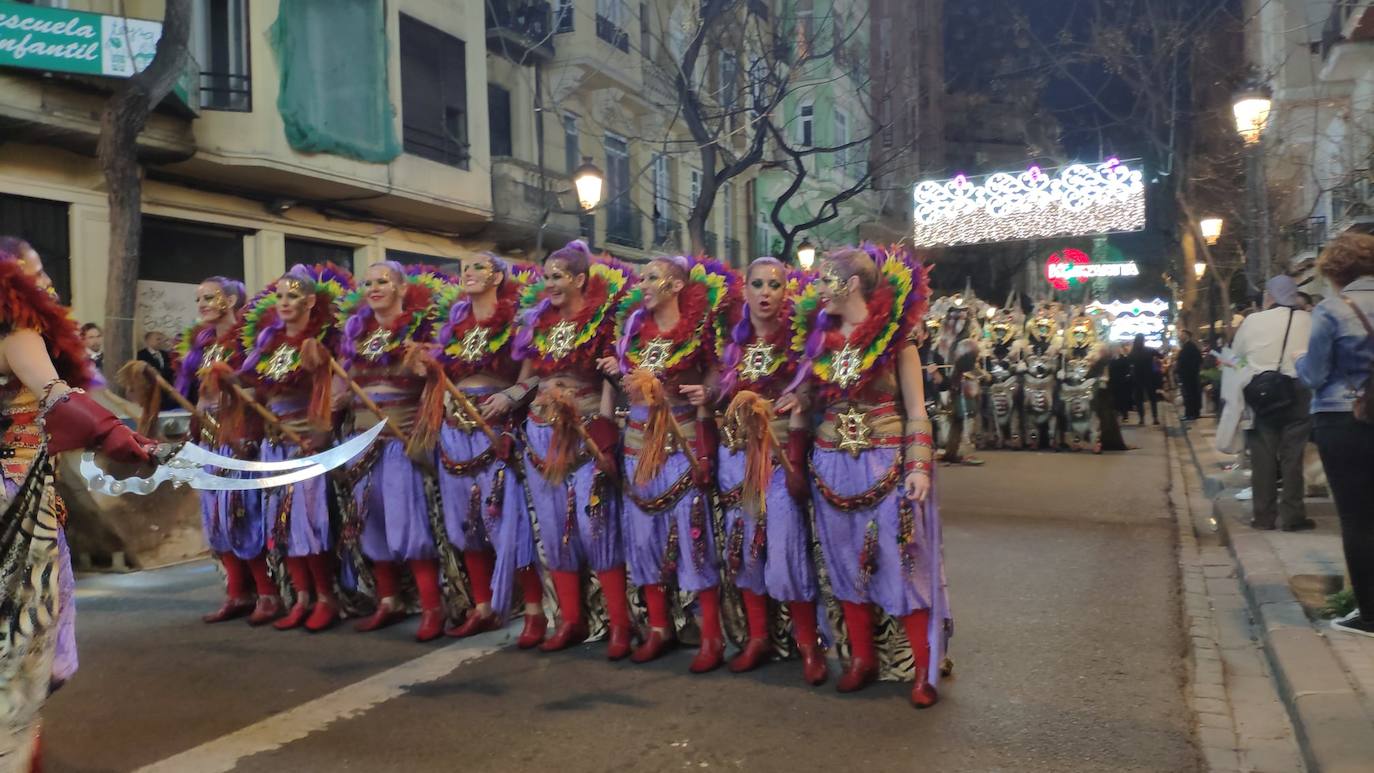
[133, 633, 508, 773]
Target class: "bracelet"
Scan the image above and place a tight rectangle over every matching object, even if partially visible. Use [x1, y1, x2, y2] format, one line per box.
[903, 416, 933, 475]
[39, 385, 83, 419]
[500, 376, 539, 407]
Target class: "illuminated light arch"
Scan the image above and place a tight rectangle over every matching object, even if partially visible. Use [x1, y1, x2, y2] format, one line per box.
[912, 159, 1147, 248]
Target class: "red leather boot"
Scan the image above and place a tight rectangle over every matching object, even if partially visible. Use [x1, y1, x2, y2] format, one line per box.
[689, 588, 726, 674]
[304, 553, 339, 632]
[836, 602, 878, 693]
[245, 555, 283, 626]
[728, 590, 772, 673]
[515, 567, 547, 649]
[411, 559, 446, 642]
[355, 561, 407, 632]
[903, 609, 940, 708]
[274, 557, 313, 631]
[446, 551, 500, 638]
[789, 600, 828, 686]
[631, 584, 676, 663]
[541, 570, 589, 651]
[598, 567, 634, 660]
[203, 554, 254, 623]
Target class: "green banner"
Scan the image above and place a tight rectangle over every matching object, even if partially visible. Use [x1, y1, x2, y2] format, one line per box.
[0, 0, 198, 112]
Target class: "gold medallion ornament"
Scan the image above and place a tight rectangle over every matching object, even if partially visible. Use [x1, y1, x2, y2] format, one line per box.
[739, 342, 778, 382]
[831, 344, 863, 389]
[547, 321, 577, 359]
[197, 343, 228, 376]
[638, 338, 672, 374]
[458, 326, 491, 362]
[359, 328, 393, 361]
[264, 344, 300, 381]
[835, 405, 873, 457]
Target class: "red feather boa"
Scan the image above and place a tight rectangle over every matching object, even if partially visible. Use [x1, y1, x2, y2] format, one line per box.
[441, 280, 522, 382]
[0, 259, 93, 388]
[528, 272, 617, 377]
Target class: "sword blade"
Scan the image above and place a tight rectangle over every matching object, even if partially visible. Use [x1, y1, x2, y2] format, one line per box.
[169, 442, 317, 473]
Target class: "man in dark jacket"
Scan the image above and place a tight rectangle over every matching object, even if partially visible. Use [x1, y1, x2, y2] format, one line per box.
[136, 331, 176, 410]
[1177, 329, 1203, 420]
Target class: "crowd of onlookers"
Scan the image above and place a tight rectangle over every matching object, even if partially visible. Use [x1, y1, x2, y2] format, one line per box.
[78, 322, 178, 409]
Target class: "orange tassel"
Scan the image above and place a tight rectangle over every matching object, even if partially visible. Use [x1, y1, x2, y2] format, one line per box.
[299, 338, 333, 431]
[725, 390, 776, 518]
[116, 361, 162, 438]
[624, 368, 673, 487]
[204, 361, 245, 445]
[533, 387, 583, 483]
[404, 350, 446, 459]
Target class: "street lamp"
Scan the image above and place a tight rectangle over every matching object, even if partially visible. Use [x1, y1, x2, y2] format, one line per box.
[1232, 84, 1273, 145]
[572, 157, 604, 211]
[1194, 261, 1207, 280]
[797, 238, 816, 269]
[1200, 217, 1223, 245]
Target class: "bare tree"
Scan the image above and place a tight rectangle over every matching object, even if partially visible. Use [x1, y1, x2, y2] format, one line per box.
[98, 0, 192, 380]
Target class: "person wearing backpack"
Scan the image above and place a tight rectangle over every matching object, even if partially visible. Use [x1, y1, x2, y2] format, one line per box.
[1296, 233, 1374, 638]
[1233, 274, 1313, 531]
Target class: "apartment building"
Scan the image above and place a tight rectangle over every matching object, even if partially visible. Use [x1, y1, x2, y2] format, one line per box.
[0, 0, 495, 336]
[1246, 0, 1374, 277]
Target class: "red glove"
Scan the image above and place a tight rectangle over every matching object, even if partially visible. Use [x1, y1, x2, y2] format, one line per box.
[494, 432, 516, 463]
[45, 390, 155, 464]
[587, 416, 620, 478]
[691, 418, 718, 490]
[785, 428, 811, 502]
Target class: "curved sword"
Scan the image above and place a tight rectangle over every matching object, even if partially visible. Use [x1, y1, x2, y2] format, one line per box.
[80, 422, 387, 496]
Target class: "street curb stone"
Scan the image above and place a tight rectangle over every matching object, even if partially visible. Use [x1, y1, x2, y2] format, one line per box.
[1174, 413, 1374, 773]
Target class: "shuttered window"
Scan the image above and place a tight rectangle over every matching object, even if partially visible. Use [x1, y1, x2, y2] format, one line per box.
[400, 14, 470, 169]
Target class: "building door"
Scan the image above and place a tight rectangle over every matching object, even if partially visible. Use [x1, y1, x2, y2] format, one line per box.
[0, 194, 71, 305]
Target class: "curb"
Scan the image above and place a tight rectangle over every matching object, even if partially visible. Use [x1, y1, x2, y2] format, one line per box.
[1175, 416, 1374, 773]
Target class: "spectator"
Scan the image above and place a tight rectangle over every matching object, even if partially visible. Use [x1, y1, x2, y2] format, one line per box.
[1128, 334, 1160, 425]
[1108, 343, 1134, 422]
[1296, 233, 1374, 638]
[1177, 329, 1203, 420]
[1234, 275, 1314, 532]
[136, 330, 176, 410]
[80, 322, 103, 370]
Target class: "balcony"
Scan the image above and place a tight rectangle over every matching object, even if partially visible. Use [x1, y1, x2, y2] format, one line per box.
[724, 237, 742, 265]
[1321, 1, 1374, 80]
[605, 207, 643, 249]
[486, 1, 556, 64]
[1330, 172, 1374, 234]
[1279, 216, 1328, 267]
[596, 14, 630, 53]
[652, 219, 682, 250]
[486, 157, 581, 248]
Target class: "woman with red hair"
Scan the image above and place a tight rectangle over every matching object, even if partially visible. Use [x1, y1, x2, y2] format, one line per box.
[0, 236, 155, 766]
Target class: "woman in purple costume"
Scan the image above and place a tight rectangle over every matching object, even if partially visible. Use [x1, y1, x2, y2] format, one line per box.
[715, 257, 826, 685]
[793, 245, 949, 708]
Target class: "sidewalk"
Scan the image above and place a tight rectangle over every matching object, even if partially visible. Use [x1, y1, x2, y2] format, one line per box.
[1175, 411, 1374, 773]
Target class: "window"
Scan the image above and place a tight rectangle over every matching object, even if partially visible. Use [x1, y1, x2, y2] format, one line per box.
[720, 52, 739, 109]
[798, 102, 813, 146]
[881, 98, 893, 148]
[835, 110, 849, 169]
[387, 249, 449, 268]
[286, 238, 356, 275]
[488, 84, 513, 157]
[690, 168, 702, 208]
[748, 57, 768, 116]
[191, 0, 251, 111]
[654, 154, 676, 233]
[400, 14, 470, 169]
[604, 135, 635, 244]
[556, 0, 575, 32]
[722, 181, 734, 262]
[140, 219, 246, 285]
[597, 0, 629, 51]
[795, 0, 813, 59]
[564, 113, 580, 174]
[0, 194, 71, 304]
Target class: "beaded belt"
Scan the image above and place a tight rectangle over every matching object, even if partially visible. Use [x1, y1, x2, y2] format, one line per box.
[813, 451, 902, 511]
[626, 468, 694, 514]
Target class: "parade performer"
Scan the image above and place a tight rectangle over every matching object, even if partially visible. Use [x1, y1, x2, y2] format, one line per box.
[170, 275, 290, 625]
[1059, 307, 1108, 453]
[482, 240, 632, 658]
[791, 245, 950, 708]
[979, 300, 1025, 450]
[426, 254, 546, 648]
[607, 254, 738, 673]
[238, 264, 353, 632]
[714, 257, 826, 684]
[338, 262, 448, 642]
[1020, 305, 1062, 450]
[932, 298, 982, 464]
[0, 237, 155, 767]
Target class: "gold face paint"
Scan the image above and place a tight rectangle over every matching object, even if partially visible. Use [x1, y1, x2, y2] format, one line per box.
[543, 260, 578, 308]
[276, 279, 313, 323]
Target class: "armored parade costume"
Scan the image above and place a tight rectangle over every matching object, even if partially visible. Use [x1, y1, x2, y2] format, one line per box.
[614, 255, 739, 673]
[1058, 309, 1108, 452]
[979, 303, 1026, 450]
[930, 298, 982, 463]
[1020, 305, 1063, 450]
[511, 242, 634, 658]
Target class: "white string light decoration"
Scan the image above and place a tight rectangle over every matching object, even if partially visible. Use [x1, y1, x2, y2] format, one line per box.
[911, 158, 1147, 247]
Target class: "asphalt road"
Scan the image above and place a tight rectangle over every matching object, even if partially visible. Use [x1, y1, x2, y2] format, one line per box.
[44, 423, 1198, 773]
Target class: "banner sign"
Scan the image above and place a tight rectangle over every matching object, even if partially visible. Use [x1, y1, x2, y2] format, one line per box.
[0, 0, 198, 112]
